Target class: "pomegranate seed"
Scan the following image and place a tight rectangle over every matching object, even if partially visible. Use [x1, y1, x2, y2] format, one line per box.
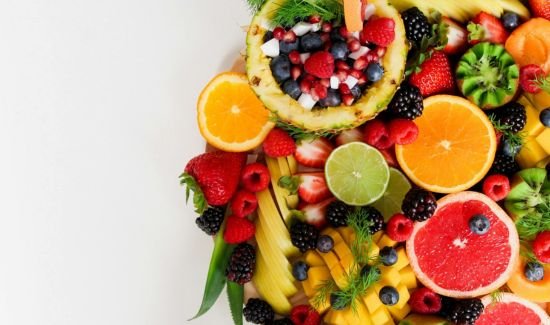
[336, 60, 351, 71]
[321, 22, 332, 33]
[350, 69, 363, 79]
[339, 83, 351, 95]
[347, 39, 361, 52]
[323, 41, 333, 51]
[303, 74, 316, 82]
[353, 56, 368, 70]
[312, 83, 328, 99]
[273, 27, 285, 40]
[300, 79, 312, 94]
[319, 78, 330, 88]
[320, 32, 330, 43]
[365, 52, 379, 63]
[339, 26, 351, 38]
[291, 66, 302, 80]
[309, 15, 321, 23]
[336, 69, 349, 82]
[357, 74, 367, 85]
[342, 93, 354, 106]
[283, 30, 297, 43]
[289, 50, 301, 64]
[376, 47, 386, 57]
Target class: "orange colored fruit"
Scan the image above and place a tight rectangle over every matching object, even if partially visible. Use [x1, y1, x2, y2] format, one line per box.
[395, 95, 497, 193]
[343, 0, 363, 32]
[507, 257, 550, 302]
[197, 72, 274, 152]
[505, 18, 550, 73]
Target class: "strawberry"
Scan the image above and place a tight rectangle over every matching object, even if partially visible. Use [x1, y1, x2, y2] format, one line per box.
[279, 172, 332, 204]
[441, 17, 468, 55]
[304, 52, 335, 79]
[533, 231, 550, 263]
[361, 17, 396, 47]
[467, 12, 508, 45]
[296, 197, 336, 229]
[263, 128, 296, 157]
[223, 215, 255, 244]
[529, 0, 550, 20]
[519, 64, 550, 94]
[294, 137, 334, 168]
[409, 51, 455, 97]
[335, 127, 363, 146]
[181, 151, 246, 214]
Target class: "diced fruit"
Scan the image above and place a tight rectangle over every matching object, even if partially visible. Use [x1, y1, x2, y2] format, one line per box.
[332, 241, 353, 260]
[330, 263, 349, 289]
[387, 302, 411, 321]
[294, 137, 334, 168]
[399, 266, 418, 289]
[280, 172, 331, 204]
[467, 12, 508, 45]
[400, 314, 449, 325]
[304, 250, 325, 267]
[307, 265, 331, 289]
[319, 250, 340, 270]
[378, 235, 397, 250]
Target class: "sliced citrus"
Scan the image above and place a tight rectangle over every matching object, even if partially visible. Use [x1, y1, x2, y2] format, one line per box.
[325, 142, 390, 206]
[371, 167, 411, 221]
[395, 95, 496, 193]
[477, 293, 550, 325]
[197, 72, 274, 152]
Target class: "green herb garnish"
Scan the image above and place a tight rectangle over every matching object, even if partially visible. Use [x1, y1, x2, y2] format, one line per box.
[516, 203, 550, 240]
[488, 114, 526, 153]
[270, 0, 344, 28]
[179, 172, 208, 215]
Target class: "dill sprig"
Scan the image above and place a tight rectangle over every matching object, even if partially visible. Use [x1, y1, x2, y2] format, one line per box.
[516, 204, 550, 240]
[270, 0, 344, 27]
[520, 241, 540, 263]
[245, 0, 267, 13]
[311, 279, 337, 310]
[489, 289, 503, 305]
[330, 265, 381, 312]
[347, 208, 376, 266]
[271, 117, 336, 141]
[488, 114, 526, 150]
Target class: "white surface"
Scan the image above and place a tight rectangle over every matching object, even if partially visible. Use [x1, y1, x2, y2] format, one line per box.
[0, 0, 251, 324]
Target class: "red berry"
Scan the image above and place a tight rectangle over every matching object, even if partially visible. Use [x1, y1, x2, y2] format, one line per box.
[379, 147, 398, 168]
[353, 56, 369, 70]
[321, 22, 332, 33]
[283, 30, 297, 43]
[341, 93, 355, 106]
[335, 69, 348, 82]
[347, 38, 361, 52]
[350, 69, 363, 79]
[357, 74, 368, 85]
[319, 78, 331, 88]
[304, 52, 335, 79]
[533, 231, 550, 263]
[339, 26, 351, 38]
[300, 79, 312, 94]
[290, 305, 321, 325]
[291, 65, 302, 80]
[388, 119, 419, 145]
[223, 215, 255, 244]
[263, 128, 296, 157]
[289, 50, 301, 64]
[482, 174, 510, 201]
[303, 74, 316, 82]
[312, 83, 328, 100]
[520, 64, 546, 94]
[375, 46, 386, 57]
[409, 288, 442, 314]
[241, 163, 270, 193]
[365, 51, 379, 63]
[273, 27, 285, 40]
[362, 17, 395, 47]
[320, 32, 331, 43]
[336, 60, 351, 71]
[323, 40, 333, 51]
[230, 190, 258, 218]
[339, 83, 351, 95]
[529, 0, 550, 20]
[386, 213, 414, 242]
[363, 119, 394, 149]
[309, 15, 321, 23]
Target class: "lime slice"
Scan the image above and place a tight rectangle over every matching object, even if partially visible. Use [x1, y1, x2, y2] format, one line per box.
[371, 168, 411, 221]
[325, 142, 390, 206]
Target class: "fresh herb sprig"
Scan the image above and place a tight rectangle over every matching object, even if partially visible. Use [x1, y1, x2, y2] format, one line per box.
[331, 265, 381, 312]
[311, 279, 337, 309]
[516, 203, 550, 240]
[270, 0, 344, 28]
[488, 114, 526, 152]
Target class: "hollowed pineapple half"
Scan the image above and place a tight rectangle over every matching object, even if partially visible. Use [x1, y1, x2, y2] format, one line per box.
[246, 0, 408, 132]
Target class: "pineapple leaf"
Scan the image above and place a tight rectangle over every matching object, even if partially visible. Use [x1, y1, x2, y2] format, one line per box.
[227, 281, 244, 325]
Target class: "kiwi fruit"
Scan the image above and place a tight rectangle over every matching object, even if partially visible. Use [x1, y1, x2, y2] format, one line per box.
[456, 42, 519, 109]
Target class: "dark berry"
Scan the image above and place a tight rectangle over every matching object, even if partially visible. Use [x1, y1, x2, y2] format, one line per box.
[317, 234, 334, 253]
[402, 188, 437, 222]
[379, 246, 398, 266]
[447, 298, 484, 325]
[502, 12, 521, 31]
[401, 7, 431, 46]
[524, 261, 545, 282]
[350, 85, 362, 100]
[502, 137, 521, 157]
[195, 206, 224, 235]
[263, 31, 274, 42]
[330, 292, 347, 310]
[366, 62, 384, 82]
[540, 108, 550, 127]
[326, 201, 350, 227]
[388, 84, 424, 119]
[330, 28, 346, 42]
[379, 286, 399, 306]
[270, 55, 291, 83]
[495, 102, 526, 133]
[300, 33, 323, 52]
[330, 41, 349, 60]
[270, 318, 294, 325]
[361, 265, 381, 278]
[279, 40, 299, 54]
[469, 214, 491, 235]
[292, 261, 309, 281]
[490, 152, 520, 176]
[363, 206, 385, 234]
[226, 243, 256, 285]
[282, 80, 302, 99]
[319, 89, 342, 107]
[244, 298, 275, 324]
[290, 221, 319, 252]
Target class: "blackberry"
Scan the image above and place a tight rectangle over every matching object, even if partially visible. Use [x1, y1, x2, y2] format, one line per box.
[269, 318, 293, 325]
[438, 296, 456, 320]
[402, 188, 437, 222]
[387, 84, 424, 120]
[490, 152, 520, 176]
[401, 7, 431, 46]
[243, 298, 275, 324]
[447, 298, 484, 325]
[326, 201, 351, 227]
[195, 206, 224, 235]
[226, 243, 255, 284]
[290, 221, 319, 252]
[495, 102, 526, 133]
[363, 206, 385, 234]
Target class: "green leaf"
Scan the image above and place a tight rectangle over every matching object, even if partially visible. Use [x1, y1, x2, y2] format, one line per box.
[179, 172, 208, 215]
[227, 281, 244, 325]
[189, 219, 234, 320]
[278, 175, 300, 194]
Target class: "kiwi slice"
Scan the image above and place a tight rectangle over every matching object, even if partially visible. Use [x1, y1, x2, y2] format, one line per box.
[456, 42, 519, 109]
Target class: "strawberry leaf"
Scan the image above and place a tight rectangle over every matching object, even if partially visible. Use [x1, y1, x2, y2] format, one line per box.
[227, 281, 244, 325]
[179, 172, 208, 215]
[535, 75, 550, 94]
[279, 175, 300, 194]
[467, 22, 484, 41]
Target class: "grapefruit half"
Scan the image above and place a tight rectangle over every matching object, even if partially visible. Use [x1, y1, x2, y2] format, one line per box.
[406, 191, 519, 298]
[477, 293, 550, 325]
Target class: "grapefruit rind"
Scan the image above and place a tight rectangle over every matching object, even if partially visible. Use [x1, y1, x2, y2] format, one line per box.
[478, 293, 550, 324]
[406, 191, 519, 298]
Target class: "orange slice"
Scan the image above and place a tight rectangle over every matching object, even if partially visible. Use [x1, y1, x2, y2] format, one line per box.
[395, 95, 496, 193]
[197, 72, 274, 152]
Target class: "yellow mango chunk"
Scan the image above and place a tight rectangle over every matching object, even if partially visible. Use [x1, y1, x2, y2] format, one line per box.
[517, 137, 547, 168]
[340, 252, 355, 275]
[323, 228, 346, 245]
[377, 234, 397, 248]
[521, 97, 545, 137]
[392, 247, 409, 271]
[334, 241, 353, 260]
[387, 302, 411, 321]
[536, 128, 550, 154]
[378, 267, 401, 288]
[363, 287, 383, 314]
[307, 265, 331, 289]
[336, 227, 356, 245]
[331, 263, 349, 289]
[393, 283, 411, 310]
[324, 310, 349, 325]
[399, 266, 418, 289]
[346, 302, 373, 325]
[301, 277, 316, 297]
[370, 306, 395, 325]
[372, 232, 383, 243]
[304, 250, 325, 267]
[320, 250, 340, 270]
[309, 295, 330, 314]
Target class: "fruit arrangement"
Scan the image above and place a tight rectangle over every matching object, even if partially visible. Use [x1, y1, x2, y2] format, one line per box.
[182, 0, 550, 324]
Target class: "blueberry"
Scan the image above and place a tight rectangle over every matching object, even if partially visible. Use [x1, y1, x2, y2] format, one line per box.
[330, 292, 347, 310]
[316, 234, 334, 253]
[350, 85, 362, 100]
[279, 40, 299, 54]
[282, 80, 302, 99]
[501, 12, 521, 31]
[380, 246, 398, 266]
[502, 138, 521, 157]
[292, 261, 309, 281]
[366, 62, 384, 82]
[319, 89, 342, 107]
[330, 28, 345, 42]
[540, 108, 550, 127]
[300, 33, 323, 52]
[379, 286, 399, 306]
[270, 55, 291, 83]
[330, 42, 349, 60]
[360, 265, 381, 278]
[469, 214, 491, 235]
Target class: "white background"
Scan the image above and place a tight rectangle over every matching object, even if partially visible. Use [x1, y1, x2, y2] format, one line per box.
[0, 0, 251, 324]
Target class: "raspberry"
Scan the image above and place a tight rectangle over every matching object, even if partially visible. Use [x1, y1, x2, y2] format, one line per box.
[263, 128, 296, 157]
[388, 118, 419, 145]
[482, 174, 510, 202]
[409, 287, 442, 314]
[386, 213, 414, 242]
[290, 305, 321, 325]
[533, 231, 550, 263]
[241, 163, 271, 192]
[223, 215, 255, 244]
[230, 190, 258, 218]
[363, 119, 394, 150]
[304, 52, 335, 79]
[361, 17, 396, 47]
[520, 64, 546, 94]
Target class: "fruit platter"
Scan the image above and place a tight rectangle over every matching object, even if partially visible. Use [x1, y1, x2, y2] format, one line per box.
[182, 0, 550, 324]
